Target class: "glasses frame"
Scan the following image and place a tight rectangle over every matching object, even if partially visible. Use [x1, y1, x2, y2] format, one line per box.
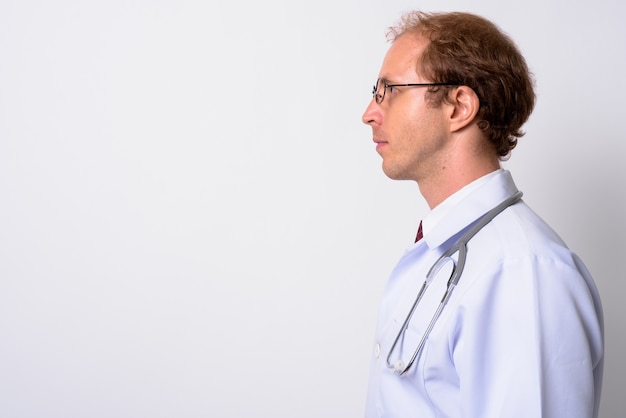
[372, 78, 459, 104]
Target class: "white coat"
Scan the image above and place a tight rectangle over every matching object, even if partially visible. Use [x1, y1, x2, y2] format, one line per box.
[365, 169, 604, 418]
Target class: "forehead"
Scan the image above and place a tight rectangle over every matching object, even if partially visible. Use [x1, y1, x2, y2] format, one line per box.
[379, 34, 428, 81]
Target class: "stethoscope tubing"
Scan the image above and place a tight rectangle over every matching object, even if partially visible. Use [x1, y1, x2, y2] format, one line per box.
[386, 191, 524, 376]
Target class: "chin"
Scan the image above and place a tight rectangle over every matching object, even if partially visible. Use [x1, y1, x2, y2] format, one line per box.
[382, 165, 412, 181]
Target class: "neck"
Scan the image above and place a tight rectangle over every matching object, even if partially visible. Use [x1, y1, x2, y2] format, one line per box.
[418, 140, 501, 209]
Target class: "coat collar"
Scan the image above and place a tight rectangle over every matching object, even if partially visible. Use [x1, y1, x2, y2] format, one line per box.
[422, 170, 520, 249]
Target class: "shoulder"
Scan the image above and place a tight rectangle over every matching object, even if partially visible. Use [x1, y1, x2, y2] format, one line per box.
[473, 202, 572, 263]
[460, 201, 597, 298]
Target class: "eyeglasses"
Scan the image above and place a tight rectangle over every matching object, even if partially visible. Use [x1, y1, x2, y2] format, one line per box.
[372, 78, 458, 104]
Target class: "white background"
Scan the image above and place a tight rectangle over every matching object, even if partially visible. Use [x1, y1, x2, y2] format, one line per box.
[0, 0, 624, 417]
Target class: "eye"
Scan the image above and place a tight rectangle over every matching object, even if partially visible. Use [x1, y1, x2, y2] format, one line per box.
[387, 85, 396, 94]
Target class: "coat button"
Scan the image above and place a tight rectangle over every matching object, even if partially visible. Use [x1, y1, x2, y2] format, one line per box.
[374, 343, 381, 358]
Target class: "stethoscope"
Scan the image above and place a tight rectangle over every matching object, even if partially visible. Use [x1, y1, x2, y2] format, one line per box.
[386, 191, 523, 376]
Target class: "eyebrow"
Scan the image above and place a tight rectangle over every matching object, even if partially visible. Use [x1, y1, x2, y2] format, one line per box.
[378, 76, 403, 85]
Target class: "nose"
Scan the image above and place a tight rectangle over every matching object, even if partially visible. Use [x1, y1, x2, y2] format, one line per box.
[362, 98, 381, 126]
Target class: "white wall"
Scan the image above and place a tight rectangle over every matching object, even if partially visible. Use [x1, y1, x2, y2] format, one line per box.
[0, 0, 623, 417]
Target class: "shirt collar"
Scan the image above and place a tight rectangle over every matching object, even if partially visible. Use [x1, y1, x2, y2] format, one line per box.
[421, 169, 520, 249]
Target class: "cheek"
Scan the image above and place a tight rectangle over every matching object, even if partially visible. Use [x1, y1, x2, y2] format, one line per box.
[401, 111, 449, 165]
[388, 105, 420, 141]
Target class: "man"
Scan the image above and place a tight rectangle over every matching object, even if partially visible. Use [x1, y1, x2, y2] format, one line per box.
[362, 11, 604, 418]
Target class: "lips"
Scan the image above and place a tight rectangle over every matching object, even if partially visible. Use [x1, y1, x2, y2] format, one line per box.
[374, 138, 388, 153]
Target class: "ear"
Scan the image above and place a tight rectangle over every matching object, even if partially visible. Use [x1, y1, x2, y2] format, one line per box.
[447, 86, 480, 133]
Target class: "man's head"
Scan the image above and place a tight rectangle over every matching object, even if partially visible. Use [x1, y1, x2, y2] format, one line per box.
[386, 11, 536, 158]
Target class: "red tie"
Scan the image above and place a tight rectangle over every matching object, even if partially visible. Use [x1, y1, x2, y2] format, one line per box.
[415, 221, 423, 243]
